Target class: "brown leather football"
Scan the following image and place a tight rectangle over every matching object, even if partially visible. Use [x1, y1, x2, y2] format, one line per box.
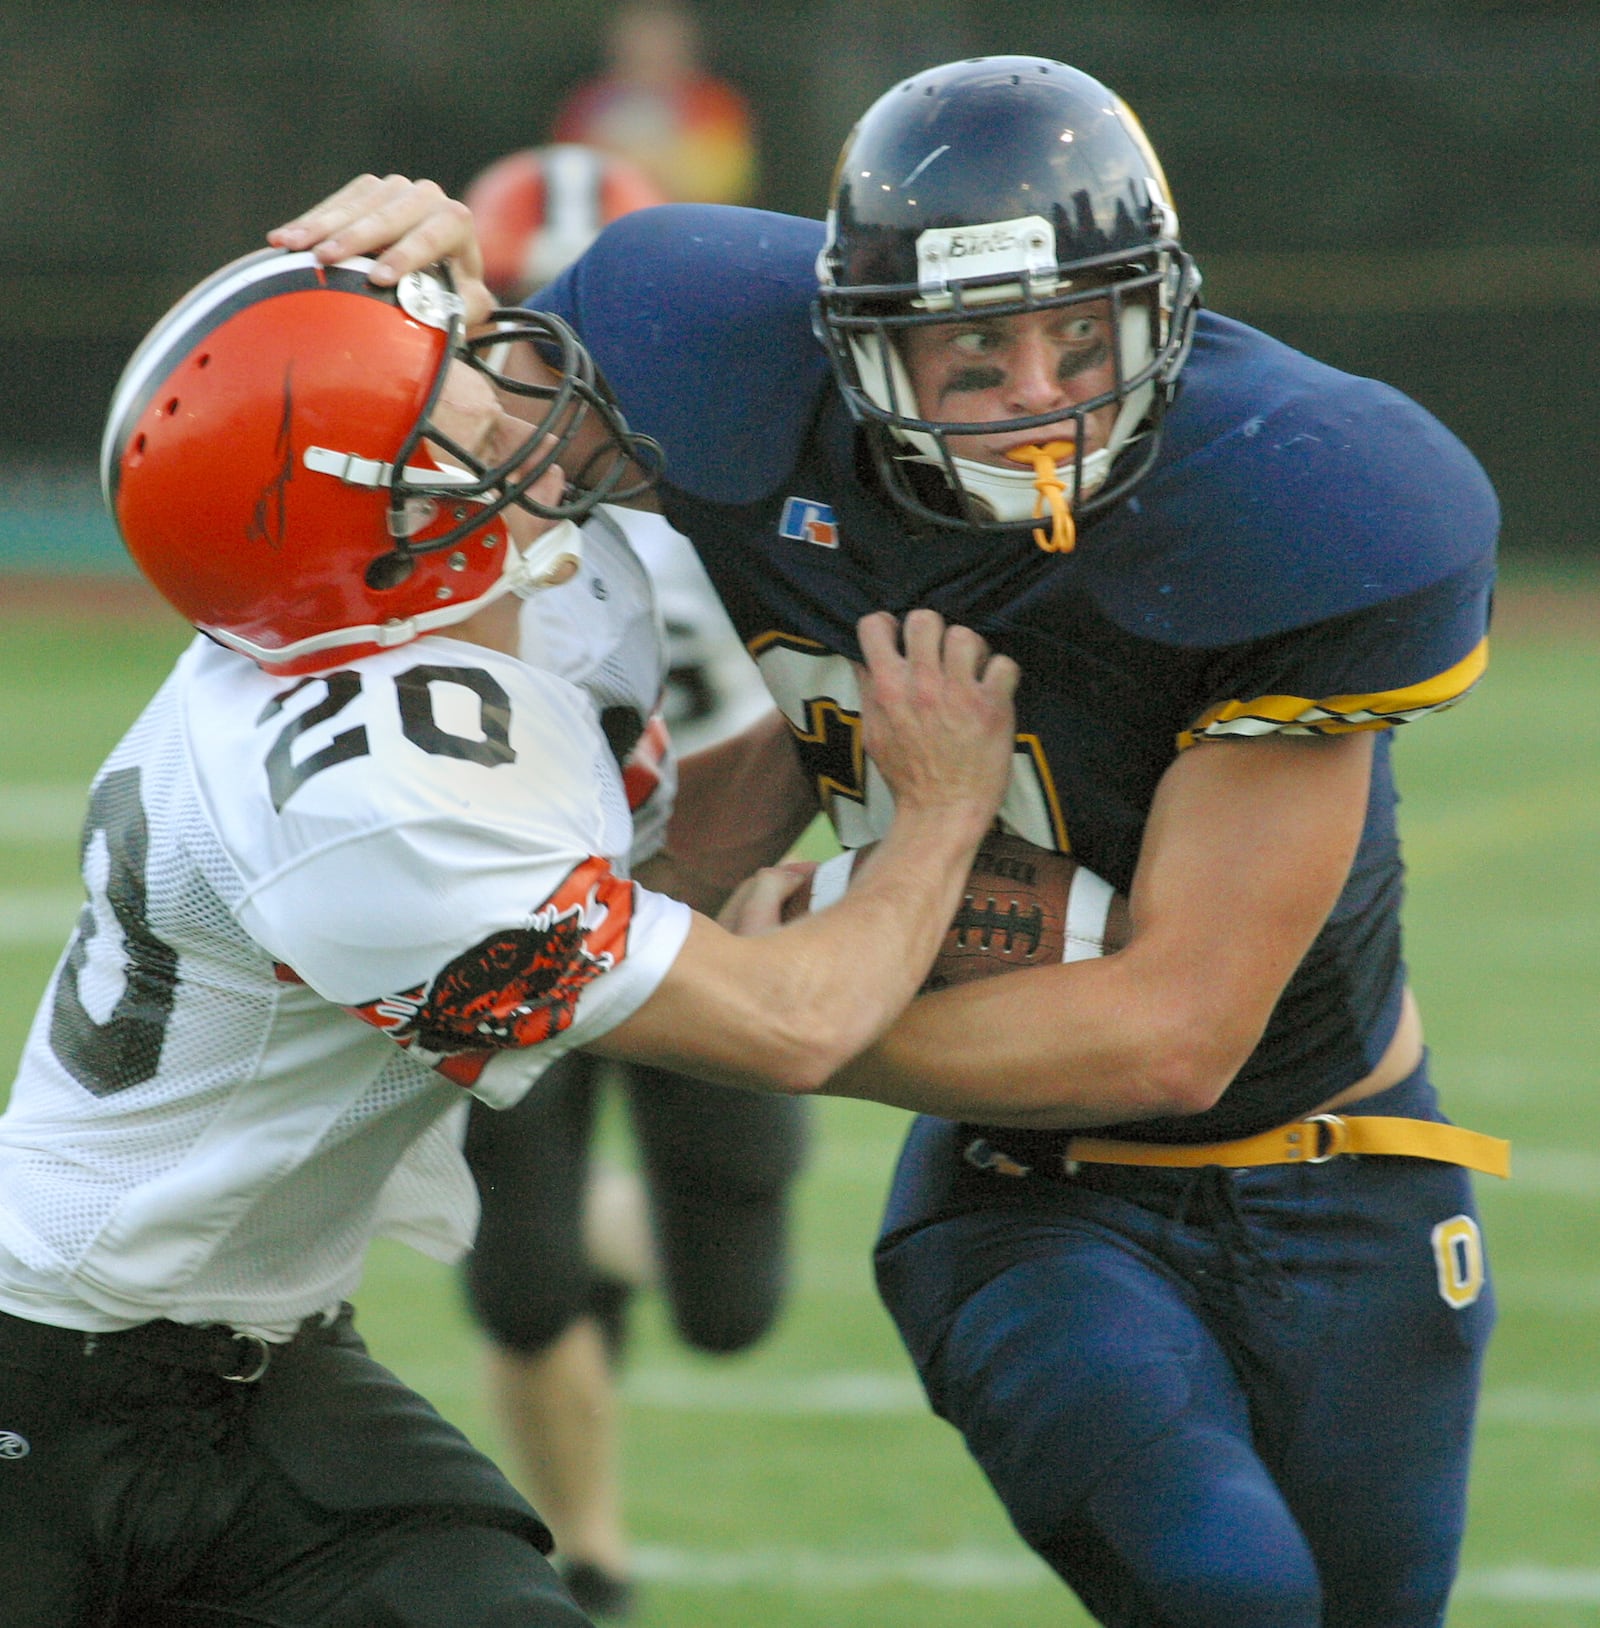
[924, 830, 1129, 991]
[785, 830, 1129, 990]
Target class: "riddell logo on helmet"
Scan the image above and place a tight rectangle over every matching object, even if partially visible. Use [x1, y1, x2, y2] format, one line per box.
[914, 217, 1056, 308]
[946, 227, 1028, 258]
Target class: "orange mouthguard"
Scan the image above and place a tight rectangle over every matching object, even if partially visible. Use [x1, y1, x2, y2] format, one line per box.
[1003, 442, 1077, 553]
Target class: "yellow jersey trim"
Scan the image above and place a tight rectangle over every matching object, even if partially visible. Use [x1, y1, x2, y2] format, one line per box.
[1179, 638, 1489, 750]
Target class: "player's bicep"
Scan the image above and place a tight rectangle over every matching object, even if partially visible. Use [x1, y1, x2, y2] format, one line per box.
[1126, 730, 1375, 1043]
[249, 832, 692, 1105]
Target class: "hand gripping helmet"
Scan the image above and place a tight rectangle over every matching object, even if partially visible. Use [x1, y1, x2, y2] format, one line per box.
[815, 56, 1201, 551]
[465, 143, 668, 302]
[101, 249, 659, 675]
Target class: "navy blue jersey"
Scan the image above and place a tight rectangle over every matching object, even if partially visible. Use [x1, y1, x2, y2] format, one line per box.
[539, 205, 1498, 1143]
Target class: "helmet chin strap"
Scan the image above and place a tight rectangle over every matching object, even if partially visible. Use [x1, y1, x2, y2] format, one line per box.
[205, 517, 590, 671]
[505, 516, 585, 599]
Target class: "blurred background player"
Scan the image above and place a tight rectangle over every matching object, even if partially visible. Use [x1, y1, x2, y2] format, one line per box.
[464, 145, 667, 305]
[550, 0, 758, 206]
[460, 141, 803, 1620]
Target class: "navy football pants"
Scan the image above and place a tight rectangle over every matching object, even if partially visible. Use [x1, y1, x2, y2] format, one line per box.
[875, 1066, 1494, 1628]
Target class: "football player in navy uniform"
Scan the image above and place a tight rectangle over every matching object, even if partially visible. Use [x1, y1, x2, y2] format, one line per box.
[457, 145, 807, 1619]
[0, 246, 1021, 1626]
[275, 52, 1507, 1628]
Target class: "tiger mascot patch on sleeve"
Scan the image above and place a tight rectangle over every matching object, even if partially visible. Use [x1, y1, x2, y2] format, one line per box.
[344, 855, 634, 1084]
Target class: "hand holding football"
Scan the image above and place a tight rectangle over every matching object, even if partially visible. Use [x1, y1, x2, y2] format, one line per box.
[783, 830, 1129, 990]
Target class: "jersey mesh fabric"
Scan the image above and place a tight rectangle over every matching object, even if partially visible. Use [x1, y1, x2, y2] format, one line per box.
[0, 662, 461, 1328]
[519, 508, 678, 864]
[5, 677, 276, 1265]
[0, 626, 693, 1333]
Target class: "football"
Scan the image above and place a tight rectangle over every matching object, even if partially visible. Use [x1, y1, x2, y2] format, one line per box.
[786, 830, 1129, 991]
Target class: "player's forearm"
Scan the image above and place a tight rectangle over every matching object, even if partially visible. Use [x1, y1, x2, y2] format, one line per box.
[605, 607, 1020, 1092]
[837, 733, 1376, 1127]
[824, 947, 1259, 1129]
[597, 803, 1003, 1094]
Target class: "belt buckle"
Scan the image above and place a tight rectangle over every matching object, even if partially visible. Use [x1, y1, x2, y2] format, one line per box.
[962, 1138, 1033, 1179]
[1305, 1113, 1350, 1164]
[220, 1332, 271, 1384]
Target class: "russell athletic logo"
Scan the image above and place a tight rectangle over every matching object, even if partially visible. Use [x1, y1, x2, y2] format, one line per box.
[778, 497, 839, 549]
[0, 1431, 29, 1459]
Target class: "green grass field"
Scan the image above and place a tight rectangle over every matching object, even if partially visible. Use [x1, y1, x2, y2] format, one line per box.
[2, 565, 1597, 1626]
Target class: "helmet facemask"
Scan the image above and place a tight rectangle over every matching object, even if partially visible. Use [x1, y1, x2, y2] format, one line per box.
[818, 241, 1196, 552]
[340, 270, 660, 599]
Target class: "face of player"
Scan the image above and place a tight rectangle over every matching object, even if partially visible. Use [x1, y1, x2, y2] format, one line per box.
[896, 300, 1121, 467]
[428, 360, 577, 584]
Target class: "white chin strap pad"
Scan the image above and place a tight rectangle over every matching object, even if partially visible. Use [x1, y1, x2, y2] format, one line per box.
[204, 517, 588, 671]
[506, 517, 585, 598]
[946, 446, 1114, 523]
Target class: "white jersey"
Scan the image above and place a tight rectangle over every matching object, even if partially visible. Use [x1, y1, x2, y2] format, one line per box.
[519, 506, 682, 865]
[621, 510, 775, 755]
[520, 507, 774, 861]
[0, 619, 692, 1337]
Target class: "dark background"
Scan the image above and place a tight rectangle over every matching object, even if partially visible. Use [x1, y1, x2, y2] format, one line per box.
[3, 0, 1597, 559]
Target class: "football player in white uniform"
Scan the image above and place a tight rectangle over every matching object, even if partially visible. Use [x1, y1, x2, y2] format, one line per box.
[0, 240, 1017, 1627]
[457, 145, 807, 1619]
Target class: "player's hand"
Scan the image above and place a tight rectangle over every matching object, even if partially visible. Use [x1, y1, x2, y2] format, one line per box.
[267, 173, 495, 327]
[716, 861, 816, 937]
[855, 609, 1018, 836]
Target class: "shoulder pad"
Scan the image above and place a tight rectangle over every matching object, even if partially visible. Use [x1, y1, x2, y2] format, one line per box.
[1081, 314, 1499, 648]
[536, 205, 832, 505]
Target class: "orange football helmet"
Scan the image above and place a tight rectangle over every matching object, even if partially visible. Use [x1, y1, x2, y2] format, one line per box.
[101, 249, 657, 675]
[464, 143, 667, 301]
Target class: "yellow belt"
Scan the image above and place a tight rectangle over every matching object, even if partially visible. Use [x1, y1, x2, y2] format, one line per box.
[1061, 1114, 1510, 1179]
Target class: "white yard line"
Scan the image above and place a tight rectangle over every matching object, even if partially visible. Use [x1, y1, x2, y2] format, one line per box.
[1460, 1567, 1600, 1605]
[630, 1543, 1051, 1589]
[624, 1547, 1600, 1601]
[623, 1368, 924, 1414]
[1480, 1387, 1600, 1428]
[619, 1367, 1600, 1429]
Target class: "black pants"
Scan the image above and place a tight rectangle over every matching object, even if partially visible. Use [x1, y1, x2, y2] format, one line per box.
[0, 1306, 592, 1627]
[463, 1052, 809, 1355]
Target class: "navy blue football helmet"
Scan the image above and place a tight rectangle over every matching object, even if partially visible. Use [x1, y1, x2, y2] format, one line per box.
[814, 56, 1201, 547]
